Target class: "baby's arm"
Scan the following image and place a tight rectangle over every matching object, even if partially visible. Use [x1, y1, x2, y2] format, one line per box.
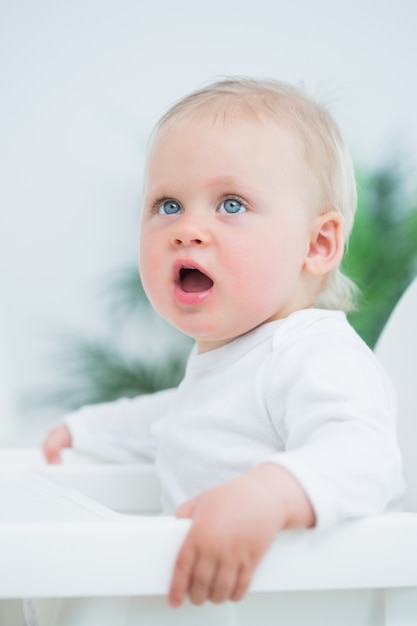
[42, 388, 177, 464]
[169, 463, 315, 607]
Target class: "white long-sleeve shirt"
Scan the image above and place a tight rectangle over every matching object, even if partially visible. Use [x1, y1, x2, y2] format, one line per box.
[65, 309, 405, 526]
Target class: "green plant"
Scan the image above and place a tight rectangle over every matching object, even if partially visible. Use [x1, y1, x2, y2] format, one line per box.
[345, 161, 417, 347]
[41, 334, 188, 410]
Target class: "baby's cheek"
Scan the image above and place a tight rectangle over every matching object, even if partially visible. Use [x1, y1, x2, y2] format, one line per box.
[139, 253, 158, 303]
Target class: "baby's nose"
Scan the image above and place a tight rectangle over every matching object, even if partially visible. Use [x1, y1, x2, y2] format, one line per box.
[170, 218, 209, 246]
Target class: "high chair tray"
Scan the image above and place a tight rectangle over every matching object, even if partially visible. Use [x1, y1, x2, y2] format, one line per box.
[1, 469, 417, 599]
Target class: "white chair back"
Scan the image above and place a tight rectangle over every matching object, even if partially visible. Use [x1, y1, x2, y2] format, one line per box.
[374, 276, 417, 512]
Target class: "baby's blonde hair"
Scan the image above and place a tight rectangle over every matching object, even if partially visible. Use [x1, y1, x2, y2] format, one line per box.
[154, 77, 358, 311]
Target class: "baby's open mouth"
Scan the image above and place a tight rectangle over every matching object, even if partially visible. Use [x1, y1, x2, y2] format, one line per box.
[180, 267, 214, 293]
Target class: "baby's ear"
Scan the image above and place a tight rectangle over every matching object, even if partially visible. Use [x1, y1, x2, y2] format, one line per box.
[304, 210, 344, 276]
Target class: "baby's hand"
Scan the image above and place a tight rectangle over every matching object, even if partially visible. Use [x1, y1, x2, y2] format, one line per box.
[43, 424, 72, 464]
[169, 463, 315, 607]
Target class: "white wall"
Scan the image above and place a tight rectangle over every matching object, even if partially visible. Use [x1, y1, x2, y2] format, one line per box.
[1, 0, 416, 443]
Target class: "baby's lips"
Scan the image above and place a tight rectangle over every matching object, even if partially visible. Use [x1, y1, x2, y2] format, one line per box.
[172, 258, 214, 304]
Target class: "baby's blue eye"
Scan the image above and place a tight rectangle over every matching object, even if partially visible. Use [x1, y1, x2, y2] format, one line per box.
[218, 198, 246, 214]
[158, 200, 181, 215]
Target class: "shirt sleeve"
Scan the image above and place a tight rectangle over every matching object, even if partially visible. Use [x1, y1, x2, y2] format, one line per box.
[263, 331, 405, 528]
[64, 387, 177, 463]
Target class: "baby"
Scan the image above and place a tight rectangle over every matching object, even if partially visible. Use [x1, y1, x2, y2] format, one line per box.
[44, 77, 404, 607]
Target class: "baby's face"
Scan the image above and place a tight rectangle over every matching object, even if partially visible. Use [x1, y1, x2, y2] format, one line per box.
[140, 112, 322, 352]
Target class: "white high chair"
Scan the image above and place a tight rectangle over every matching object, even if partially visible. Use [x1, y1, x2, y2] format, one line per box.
[1, 276, 417, 626]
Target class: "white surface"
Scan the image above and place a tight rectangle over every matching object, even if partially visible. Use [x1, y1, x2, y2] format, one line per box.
[0, 460, 416, 626]
[375, 277, 417, 512]
[0, 473, 416, 599]
[0, 475, 118, 523]
[0, 442, 416, 598]
[0, 448, 162, 514]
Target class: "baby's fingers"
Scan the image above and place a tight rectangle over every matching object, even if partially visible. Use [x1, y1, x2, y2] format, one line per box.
[168, 543, 197, 608]
[43, 424, 72, 464]
[230, 565, 254, 602]
[188, 556, 217, 605]
[209, 562, 240, 604]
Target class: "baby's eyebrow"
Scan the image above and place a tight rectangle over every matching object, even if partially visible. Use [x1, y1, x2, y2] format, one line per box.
[205, 174, 243, 188]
